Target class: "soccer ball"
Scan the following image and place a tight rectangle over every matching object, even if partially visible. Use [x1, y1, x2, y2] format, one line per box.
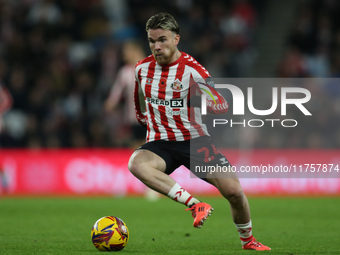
[91, 216, 129, 251]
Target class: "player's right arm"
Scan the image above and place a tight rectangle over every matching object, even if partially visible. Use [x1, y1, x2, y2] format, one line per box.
[133, 67, 147, 126]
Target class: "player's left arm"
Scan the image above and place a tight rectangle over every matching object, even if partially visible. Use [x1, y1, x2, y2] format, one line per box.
[187, 58, 229, 115]
[200, 79, 229, 115]
[194, 77, 229, 115]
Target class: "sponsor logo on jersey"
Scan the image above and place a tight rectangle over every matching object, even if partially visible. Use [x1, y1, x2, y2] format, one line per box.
[166, 108, 187, 116]
[146, 97, 184, 108]
[170, 99, 184, 107]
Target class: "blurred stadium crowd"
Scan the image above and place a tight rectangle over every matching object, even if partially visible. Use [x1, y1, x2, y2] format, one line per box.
[257, 0, 340, 149]
[0, 0, 339, 149]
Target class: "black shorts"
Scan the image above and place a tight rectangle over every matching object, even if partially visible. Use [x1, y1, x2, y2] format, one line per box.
[137, 136, 231, 179]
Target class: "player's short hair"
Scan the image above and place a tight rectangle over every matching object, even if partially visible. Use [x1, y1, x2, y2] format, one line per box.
[146, 12, 180, 34]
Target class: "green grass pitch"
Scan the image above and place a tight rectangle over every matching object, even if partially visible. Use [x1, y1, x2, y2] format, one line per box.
[0, 196, 339, 254]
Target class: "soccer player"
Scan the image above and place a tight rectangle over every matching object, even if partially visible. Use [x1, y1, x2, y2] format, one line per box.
[128, 12, 270, 251]
[104, 40, 147, 149]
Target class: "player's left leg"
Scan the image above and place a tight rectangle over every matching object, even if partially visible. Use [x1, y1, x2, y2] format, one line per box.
[206, 173, 271, 251]
[206, 173, 250, 224]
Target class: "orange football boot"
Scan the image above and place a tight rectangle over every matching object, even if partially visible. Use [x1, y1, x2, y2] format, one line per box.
[242, 237, 271, 251]
[185, 202, 214, 228]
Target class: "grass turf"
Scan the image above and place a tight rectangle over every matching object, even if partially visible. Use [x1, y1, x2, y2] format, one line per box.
[0, 196, 339, 254]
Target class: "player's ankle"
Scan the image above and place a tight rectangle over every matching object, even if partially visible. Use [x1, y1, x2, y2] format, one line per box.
[167, 183, 200, 207]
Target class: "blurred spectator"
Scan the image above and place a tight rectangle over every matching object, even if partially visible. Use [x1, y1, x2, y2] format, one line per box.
[0, 83, 13, 135]
[104, 40, 146, 148]
[270, 0, 340, 149]
[27, 0, 62, 25]
[277, 46, 309, 77]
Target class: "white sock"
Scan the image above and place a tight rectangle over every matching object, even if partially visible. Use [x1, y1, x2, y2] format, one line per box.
[235, 220, 253, 245]
[167, 183, 200, 207]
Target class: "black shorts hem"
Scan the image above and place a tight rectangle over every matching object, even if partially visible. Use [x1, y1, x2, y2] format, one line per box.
[137, 140, 182, 175]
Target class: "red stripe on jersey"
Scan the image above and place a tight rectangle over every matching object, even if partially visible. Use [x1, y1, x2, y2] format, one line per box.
[158, 66, 176, 141]
[145, 61, 159, 142]
[173, 62, 191, 140]
[158, 66, 168, 100]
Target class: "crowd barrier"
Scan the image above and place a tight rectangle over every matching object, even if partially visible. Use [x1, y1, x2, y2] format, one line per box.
[0, 149, 339, 195]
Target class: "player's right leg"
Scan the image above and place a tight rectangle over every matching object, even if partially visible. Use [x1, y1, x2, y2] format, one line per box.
[128, 149, 175, 196]
[128, 147, 202, 215]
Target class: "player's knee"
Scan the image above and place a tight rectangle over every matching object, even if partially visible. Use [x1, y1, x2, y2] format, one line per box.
[212, 178, 245, 205]
[128, 153, 148, 180]
[128, 161, 139, 177]
[225, 187, 245, 205]
[128, 154, 141, 176]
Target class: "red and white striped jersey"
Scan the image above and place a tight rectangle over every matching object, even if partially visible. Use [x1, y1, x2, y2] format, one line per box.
[134, 52, 228, 142]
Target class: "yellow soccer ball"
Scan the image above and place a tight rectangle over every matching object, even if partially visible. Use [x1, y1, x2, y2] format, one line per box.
[91, 216, 129, 251]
